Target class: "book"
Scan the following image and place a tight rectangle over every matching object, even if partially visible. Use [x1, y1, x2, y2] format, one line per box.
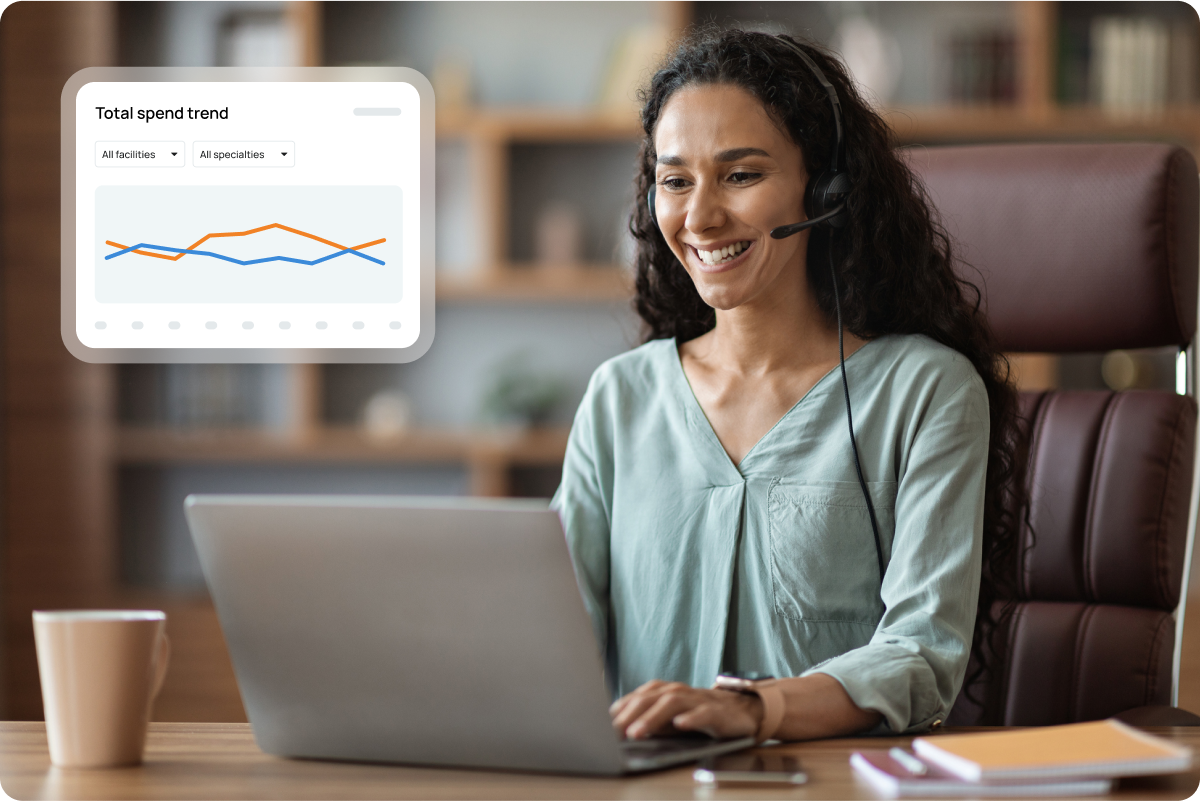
[1090, 16, 1170, 116]
[850, 750, 1114, 797]
[911, 719, 1193, 783]
[947, 29, 1017, 105]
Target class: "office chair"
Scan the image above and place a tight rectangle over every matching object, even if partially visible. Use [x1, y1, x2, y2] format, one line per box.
[907, 142, 1200, 726]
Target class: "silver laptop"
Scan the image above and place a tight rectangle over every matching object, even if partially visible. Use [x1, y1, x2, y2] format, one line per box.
[183, 495, 753, 775]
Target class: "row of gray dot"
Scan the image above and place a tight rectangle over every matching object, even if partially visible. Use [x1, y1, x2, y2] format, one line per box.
[96, 321, 402, 330]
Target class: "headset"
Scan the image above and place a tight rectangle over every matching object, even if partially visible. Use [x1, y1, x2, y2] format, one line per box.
[647, 36, 885, 584]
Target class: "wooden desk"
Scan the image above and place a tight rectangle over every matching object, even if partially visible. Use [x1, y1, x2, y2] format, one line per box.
[0, 722, 1197, 800]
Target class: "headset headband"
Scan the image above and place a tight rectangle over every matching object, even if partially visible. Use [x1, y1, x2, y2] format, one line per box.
[775, 37, 844, 174]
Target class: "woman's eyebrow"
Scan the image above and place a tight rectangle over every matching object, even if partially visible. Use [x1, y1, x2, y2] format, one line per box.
[656, 147, 772, 167]
[716, 147, 770, 162]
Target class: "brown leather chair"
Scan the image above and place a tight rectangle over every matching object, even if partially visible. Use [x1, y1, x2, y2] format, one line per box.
[907, 142, 1200, 726]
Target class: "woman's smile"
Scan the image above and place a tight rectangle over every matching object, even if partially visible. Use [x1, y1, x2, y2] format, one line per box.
[689, 239, 755, 272]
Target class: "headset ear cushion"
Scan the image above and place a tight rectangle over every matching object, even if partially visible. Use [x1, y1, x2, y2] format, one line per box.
[805, 171, 850, 228]
[647, 186, 657, 228]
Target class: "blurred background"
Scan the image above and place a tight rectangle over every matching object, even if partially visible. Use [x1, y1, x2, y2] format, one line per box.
[1, 0, 1198, 722]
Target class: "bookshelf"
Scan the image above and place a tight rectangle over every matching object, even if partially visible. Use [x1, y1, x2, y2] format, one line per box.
[428, 0, 1200, 304]
[437, 265, 632, 302]
[112, 0, 1200, 493]
[116, 425, 570, 498]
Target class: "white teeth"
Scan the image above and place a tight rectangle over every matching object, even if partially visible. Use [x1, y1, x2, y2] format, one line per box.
[696, 241, 750, 265]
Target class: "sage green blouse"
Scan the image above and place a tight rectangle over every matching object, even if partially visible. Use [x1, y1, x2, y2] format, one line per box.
[550, 333, 990, 735]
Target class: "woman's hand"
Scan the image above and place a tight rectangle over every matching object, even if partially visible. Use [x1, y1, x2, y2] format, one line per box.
[610, 675, 884, 742]
[609, 680, 762, 740]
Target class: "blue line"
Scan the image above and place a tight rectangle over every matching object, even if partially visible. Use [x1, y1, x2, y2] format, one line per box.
[104, 243, 385, 267]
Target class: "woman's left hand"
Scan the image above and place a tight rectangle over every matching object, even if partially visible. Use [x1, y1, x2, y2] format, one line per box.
[609, 680, 762, 740]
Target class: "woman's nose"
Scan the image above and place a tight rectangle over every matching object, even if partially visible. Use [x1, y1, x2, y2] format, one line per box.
[684, 181, 726, 233]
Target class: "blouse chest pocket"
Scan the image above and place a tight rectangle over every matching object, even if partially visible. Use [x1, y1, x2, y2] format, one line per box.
[767, 480, 896, 625]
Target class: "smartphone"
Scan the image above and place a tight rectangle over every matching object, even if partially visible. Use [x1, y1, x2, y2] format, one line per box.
[693, 752, 808, 785]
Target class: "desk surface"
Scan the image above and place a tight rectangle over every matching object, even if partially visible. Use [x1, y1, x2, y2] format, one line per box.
[0, 722, 1198, 800]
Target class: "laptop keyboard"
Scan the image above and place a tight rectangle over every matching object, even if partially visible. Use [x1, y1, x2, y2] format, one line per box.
[620, 737, 715, 755]
[618, 733, 756, 772]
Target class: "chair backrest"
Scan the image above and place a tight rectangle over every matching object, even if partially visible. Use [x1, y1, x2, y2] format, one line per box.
[908, 143, 1200, 725]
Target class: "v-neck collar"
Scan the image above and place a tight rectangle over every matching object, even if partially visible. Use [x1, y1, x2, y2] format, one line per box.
[668, 336, 877, 476]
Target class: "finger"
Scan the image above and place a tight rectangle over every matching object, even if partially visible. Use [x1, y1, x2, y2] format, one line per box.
[626, 690, 700, 739]
[609, 680, 666, 716]
[612, 689, 674, 733]
[611, 692, 661, 730]
[672, 704, 718, 735]
[611, 681, 683, 730]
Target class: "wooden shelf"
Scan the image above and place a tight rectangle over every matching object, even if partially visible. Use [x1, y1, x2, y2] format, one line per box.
[437, 108, 642, 141]
[885, 105, 1200, 146]
[437, 264, 633, 302]
[435, 104, 1200, 150]
[117, 426, 570, 466]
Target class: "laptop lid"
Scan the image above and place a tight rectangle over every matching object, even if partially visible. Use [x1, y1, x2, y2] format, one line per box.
[184, 494, 626, 775]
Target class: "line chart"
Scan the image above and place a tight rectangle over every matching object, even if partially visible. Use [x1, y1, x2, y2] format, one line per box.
[104, 223, 387, 266]
[94, 185, 403, 304]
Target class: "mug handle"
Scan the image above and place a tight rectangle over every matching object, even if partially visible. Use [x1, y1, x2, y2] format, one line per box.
[150, 630, 171, 700]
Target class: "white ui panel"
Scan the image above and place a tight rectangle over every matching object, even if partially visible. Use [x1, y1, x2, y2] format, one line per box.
[62, 67, 434, 363]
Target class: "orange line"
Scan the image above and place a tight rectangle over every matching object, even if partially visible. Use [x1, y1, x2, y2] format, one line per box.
[104, 245, 178, 261]
[105, 224, 386, 262]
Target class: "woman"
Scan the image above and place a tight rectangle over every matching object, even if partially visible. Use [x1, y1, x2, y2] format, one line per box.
[550, 29, 1021, 742]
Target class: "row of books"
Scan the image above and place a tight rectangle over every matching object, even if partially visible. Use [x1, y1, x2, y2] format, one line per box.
[121, 364, 303, 430]
[947, 15, 1197, 111]
[1059, 16, 1198, 113]
[947, 31, 1018, 105]
[852, 719, 1191, 797]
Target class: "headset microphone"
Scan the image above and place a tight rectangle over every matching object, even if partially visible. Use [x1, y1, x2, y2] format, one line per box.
[769, 202, 845, 239]
[648, 185, 845, 239]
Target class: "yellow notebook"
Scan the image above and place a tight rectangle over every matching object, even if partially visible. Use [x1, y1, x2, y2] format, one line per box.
[911, 719, 1193, 782]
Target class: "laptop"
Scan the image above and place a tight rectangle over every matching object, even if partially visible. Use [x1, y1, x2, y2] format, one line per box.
[183, 494, 754, 775]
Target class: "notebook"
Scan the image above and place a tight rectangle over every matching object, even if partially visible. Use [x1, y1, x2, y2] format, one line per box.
[850, 750, 1114, 797]
[910, 719, 1193, 782]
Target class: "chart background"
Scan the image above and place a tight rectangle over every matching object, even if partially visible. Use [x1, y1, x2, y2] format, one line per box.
[96, 185, 403, 303]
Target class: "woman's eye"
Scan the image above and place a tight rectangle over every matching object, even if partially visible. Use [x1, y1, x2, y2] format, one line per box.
[659, 177, 689, 191]
[729, 171, 762, 184]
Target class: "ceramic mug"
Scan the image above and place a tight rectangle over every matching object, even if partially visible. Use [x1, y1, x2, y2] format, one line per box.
[32, 610, 170, 768]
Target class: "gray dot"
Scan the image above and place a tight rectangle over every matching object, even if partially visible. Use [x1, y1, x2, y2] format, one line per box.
[169, 321, 180, 329]
[242, 321, 254, 330]
[389, 321, 401, 329]
[353, 321, 365, 330]
[94, 321, 106, 329]
[205, 321, 217, 330]
[316, 321, 328, 330]
[279, 321, 291, 330]
[132, 321, 143, 330]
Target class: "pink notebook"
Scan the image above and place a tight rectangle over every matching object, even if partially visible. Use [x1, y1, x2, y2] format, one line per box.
[850, 750, 1113, 797]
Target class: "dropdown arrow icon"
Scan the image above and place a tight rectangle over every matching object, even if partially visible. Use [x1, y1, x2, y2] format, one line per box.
[171, 152, 177, 156]
[282, 152, 288, 156]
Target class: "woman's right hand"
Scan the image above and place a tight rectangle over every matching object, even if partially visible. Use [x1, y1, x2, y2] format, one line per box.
[609, 680, 763, 740]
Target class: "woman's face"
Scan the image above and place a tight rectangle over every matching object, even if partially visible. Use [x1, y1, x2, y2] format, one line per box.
[653, 83, 811, 312]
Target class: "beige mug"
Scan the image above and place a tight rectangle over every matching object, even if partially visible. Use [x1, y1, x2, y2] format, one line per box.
[32, 610, 170, 768]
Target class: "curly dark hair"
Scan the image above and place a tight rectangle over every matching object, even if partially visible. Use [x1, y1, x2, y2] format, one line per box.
[629, 28, 1027, 723]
